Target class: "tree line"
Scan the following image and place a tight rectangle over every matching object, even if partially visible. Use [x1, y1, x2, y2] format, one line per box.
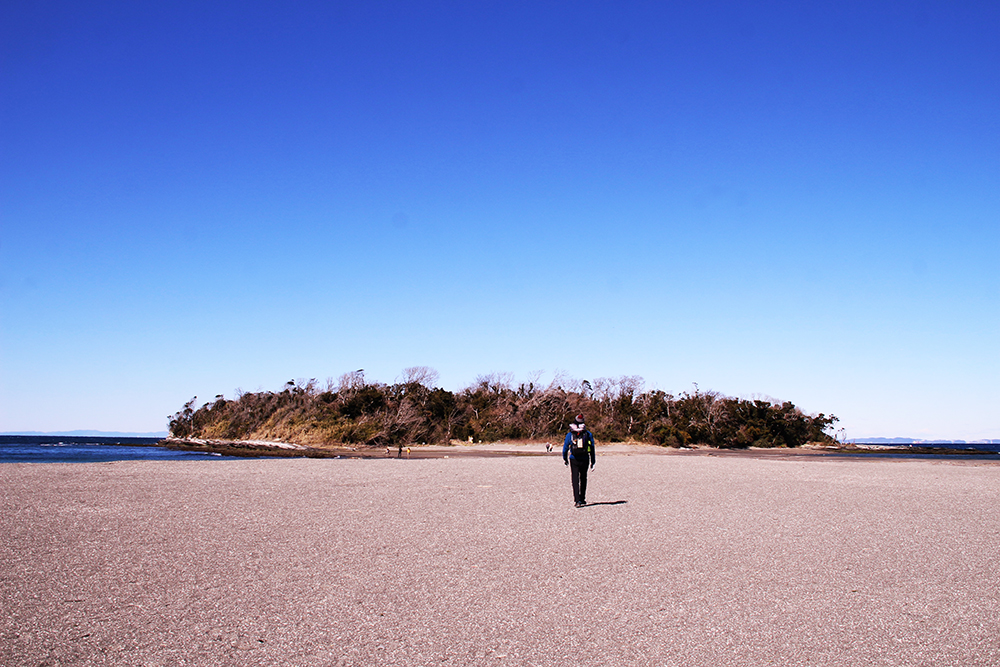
[168, 368, 837, 449]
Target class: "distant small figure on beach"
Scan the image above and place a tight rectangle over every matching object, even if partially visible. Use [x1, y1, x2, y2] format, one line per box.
[405, 447, 411, 458]
[563, 414, 596, 507]
[545, 442, 553, 452]
[386, 447, 390, 457]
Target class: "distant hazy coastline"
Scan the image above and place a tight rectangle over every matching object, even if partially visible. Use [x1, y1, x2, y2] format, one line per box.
[1, 430, 168, 438]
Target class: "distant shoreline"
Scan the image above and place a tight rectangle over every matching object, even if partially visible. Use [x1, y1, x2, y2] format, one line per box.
[159, 437, 1000, 460]
[0, 431, 168, 438]
[3, 435, 995, 462]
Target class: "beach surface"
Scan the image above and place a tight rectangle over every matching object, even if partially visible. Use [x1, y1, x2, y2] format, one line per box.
[2, 450, 999, 666]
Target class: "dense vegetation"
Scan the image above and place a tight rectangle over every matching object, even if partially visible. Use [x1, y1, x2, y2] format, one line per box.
[169, 368, 837, 449]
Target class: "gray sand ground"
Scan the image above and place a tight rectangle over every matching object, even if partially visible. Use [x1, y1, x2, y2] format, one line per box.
[2, 452, 999, 666]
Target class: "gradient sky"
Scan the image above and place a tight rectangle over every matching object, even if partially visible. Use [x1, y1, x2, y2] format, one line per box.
[2, 1, 998, 440]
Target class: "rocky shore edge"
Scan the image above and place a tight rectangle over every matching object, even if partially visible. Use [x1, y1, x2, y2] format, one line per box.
[159, 437, 553, 459]
[159, 437, 999, 460]
[161, 437, 370, 459]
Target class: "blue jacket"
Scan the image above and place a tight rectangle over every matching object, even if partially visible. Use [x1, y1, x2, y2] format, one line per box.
[563, 429, 596, 467]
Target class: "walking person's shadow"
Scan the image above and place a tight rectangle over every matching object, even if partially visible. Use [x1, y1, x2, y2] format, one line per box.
[582, 500, 627, 507]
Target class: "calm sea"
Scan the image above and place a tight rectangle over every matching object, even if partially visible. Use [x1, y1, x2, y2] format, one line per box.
[852, 442, 1000, 455]
[0, 436, 248, 463]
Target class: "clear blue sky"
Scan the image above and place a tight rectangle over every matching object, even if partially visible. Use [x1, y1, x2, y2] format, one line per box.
[2, 1, 997, 440]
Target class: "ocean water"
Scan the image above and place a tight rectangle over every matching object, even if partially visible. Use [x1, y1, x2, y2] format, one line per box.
[852, 442, 1000, 455]
[0, 436, 248, 463]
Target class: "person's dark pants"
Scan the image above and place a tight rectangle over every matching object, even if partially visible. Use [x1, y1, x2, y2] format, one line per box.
[570, 458, 589, 504]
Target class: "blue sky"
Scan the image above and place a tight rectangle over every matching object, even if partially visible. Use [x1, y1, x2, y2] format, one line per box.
[2, 1, 997, 440]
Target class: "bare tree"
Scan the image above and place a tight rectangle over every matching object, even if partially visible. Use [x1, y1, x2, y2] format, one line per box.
[546, 370, 573, 394]
[400, 366, 440, 387]
[338, 369, 365, 392]
[618, 375, 645, 396]
[294, 378, 319, 395]
[472, 371, 514, 393]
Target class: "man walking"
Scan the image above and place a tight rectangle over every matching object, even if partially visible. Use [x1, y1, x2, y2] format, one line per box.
[563, 414, 596, 507]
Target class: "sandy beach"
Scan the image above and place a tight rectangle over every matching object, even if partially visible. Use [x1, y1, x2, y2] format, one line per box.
[2, 450, 999, 666]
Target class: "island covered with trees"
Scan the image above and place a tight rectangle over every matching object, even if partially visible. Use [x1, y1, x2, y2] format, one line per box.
[168, 368, 838, 451]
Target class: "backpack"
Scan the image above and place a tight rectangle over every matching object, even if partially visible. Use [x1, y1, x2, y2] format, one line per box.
[570, 427, 590, 453]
